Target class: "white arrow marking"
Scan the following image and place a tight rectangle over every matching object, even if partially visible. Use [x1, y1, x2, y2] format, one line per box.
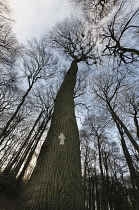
[58, 133, 66, 145]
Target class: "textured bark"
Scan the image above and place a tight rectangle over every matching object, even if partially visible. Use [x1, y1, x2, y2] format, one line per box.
[17, 59, 83, 210]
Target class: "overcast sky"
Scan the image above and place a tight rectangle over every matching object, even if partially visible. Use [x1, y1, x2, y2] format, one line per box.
[10, 0, 72, 43]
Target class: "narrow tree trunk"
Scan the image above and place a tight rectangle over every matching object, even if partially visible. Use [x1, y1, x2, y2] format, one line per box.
[97, 138, 108, 210]
[95, 171, 100, 210]
[88, 176, 92, 210]
[107, 102, 139, 153]
[116, 122, 139, 209]
[83, 147, 88, 209]
[18, 114, 52, 181]
[91, 176, 95, 210]
[17, 59, 83, 210]
[133, 110, 139, 140]
[0, 83, 34, 143]
[4, 111, 44, 173]
[13, 114, 50, 176]
[103, 154, 113, 210]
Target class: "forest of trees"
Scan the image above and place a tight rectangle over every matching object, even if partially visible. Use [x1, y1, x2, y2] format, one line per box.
[0, 0, 139, 209]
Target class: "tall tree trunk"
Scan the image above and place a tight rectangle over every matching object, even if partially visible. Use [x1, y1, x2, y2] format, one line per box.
[88, 176, 92, 210]
[95, 171, 100, 210]
[17, 58, 83, 210]
[97, 137, 108, 210]
[91, 176, 95, 210]
[83, 146, 88, 209]
[116, 122, 139, 209]
[107, 102, 139, 153]
[103, 152, 113, 210]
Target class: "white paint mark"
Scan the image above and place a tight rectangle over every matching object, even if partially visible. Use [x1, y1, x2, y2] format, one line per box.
[58, 133, 66, 145]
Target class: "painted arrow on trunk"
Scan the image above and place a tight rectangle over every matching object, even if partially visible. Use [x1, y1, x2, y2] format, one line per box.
[58, 133, 66, 145]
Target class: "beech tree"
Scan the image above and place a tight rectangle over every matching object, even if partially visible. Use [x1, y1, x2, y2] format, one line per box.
[80, 112, 133, 210]
[17, 18, 97, 210]
[91, 69, 139, 208]
[0, 38, 56, 146]
[83, 114, 111, 210]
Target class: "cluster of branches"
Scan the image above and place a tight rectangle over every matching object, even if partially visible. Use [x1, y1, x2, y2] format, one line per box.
[71, 0, 119, 22]
[101, 2, 139, 64]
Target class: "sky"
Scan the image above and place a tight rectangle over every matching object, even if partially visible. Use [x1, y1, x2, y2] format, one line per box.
[9, 0, 84, 128]
[10, 0, 72, 43]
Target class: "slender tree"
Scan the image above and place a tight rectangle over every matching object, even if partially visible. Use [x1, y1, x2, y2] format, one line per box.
[17, 18, 96, 210]
[91, 69, 139, 208]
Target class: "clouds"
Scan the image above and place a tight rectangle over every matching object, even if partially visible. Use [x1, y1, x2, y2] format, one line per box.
[10, 0, 71, 43]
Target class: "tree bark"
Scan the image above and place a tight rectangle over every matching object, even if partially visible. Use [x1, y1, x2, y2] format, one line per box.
[17, 58, 83, 210]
